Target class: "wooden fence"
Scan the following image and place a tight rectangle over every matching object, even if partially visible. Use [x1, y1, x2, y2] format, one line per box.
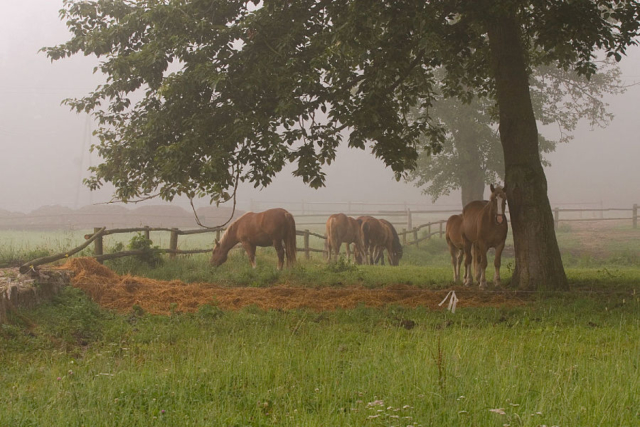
[84, 219, 449, 263]
[553, 204, 638, 229]
[18, 204, 637, 272]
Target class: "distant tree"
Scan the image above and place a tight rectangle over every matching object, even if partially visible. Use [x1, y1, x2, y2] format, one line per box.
[409, 62, 625, 207]
[44, 0, 640, 290]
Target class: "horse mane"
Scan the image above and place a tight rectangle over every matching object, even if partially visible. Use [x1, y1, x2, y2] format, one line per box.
[218, 212, 250, 246]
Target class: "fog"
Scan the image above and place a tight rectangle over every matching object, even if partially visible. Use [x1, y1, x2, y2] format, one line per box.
[1, 1, 639, 217]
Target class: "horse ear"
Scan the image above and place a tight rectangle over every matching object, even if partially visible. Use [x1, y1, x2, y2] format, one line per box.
[490, 183, 495, 192]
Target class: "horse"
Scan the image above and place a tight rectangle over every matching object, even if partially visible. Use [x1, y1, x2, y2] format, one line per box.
[325, 213, 365, 264]
[357, 216, 397, 266]
[372, 219, 402, 266]
[210, 208, 297, 270]
[445, 214, 465, 282]
[461, 184, 508, 288]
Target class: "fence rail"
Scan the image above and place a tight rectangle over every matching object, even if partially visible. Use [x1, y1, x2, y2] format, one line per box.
[17, 203, 638, 271]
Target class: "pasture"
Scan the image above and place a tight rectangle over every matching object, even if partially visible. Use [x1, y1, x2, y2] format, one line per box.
[1, 220, 639, 426]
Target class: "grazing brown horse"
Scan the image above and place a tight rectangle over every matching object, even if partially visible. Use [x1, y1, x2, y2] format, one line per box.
[357, 216, 397, 266]
[445, 214, 465, 282]
[373, 219, 402, 266]
[325, 213, 365, 264]
[461, 184, 508, 288]
[210, 208, 297, 270]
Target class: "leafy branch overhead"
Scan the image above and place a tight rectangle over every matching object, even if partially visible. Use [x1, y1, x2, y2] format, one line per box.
[44, 0, 640, 206]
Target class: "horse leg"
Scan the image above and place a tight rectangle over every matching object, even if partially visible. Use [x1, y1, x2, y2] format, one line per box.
[473, 244, 481, 282]
[477, 245, 488, 289]
[493, 241, 505, 287]
[448, 241, 458, 282]
[346, 243, 352, 263]
[463, 241, 473, 286]
[456, 249, 464, 282]
[324, 239, 331, 262]
[242, 242, 257, 269]
[273, 240, 285, 270]
[333, 242, 342, 262]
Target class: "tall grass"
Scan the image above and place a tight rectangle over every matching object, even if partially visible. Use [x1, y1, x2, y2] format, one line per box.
[2, 286, 639, 426]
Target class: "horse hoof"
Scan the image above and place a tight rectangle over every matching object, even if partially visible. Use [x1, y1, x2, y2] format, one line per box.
[479, 281, 487, 289]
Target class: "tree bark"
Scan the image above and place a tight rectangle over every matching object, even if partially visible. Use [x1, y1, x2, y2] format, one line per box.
[486, 12, 568, 290]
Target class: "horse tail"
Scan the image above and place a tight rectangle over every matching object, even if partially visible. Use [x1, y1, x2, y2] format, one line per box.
[284, 211, 297, 267]
[325, 217, 335, 261]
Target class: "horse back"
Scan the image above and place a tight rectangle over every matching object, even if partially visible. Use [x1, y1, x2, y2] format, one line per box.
[237, 208, 292, 246]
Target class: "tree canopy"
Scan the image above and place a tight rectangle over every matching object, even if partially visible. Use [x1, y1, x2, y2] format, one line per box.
[46, 0, 640, 289]
[409, 61, 625, 207]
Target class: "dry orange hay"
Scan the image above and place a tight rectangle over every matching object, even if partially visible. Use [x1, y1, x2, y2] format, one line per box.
[60, 258, 527, 315]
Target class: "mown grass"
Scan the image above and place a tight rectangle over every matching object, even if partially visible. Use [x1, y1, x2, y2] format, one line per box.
[2, 285, 640, 426]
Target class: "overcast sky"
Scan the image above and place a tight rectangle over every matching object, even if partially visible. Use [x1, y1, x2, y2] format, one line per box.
[1, 1, 639, 214]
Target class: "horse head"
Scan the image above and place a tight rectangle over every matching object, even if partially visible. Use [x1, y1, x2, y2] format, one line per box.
[210, 239, 228, 266]
[490, 184, 508, 226]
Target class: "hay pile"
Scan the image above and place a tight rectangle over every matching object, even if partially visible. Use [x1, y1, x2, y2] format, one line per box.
[62, 258, 526, 315]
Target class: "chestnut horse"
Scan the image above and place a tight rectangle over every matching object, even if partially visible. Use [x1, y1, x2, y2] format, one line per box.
[372, 219, 402, 266]
[461, 184, 508, 288]
[357, 216, 397, 266]
[210, 208, 297, 270]
[445, 214, 465, 282]
[325, 213, 365, 263]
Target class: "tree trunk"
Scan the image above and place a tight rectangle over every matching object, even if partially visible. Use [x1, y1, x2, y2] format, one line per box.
[456, 126, 486, 208]
[459, 163, 485, 208]
[486, 12, 568, 290]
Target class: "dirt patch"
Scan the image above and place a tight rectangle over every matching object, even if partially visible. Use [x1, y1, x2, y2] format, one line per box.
[62, 258, 528, 315]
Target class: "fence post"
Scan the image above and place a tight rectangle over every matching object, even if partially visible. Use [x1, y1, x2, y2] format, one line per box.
[93, 227, 104, 264]
[439, 221, 444, 238]
[144, 226, 150, 241]
[427, 223, 432, 239]
[413, 227, 419, 248]
[304, 230, 310, 260]
[402, 228, 407, 245]
[169, 228, 179, 259]
[406, 209, 412, 231]
[554, 207, 560, 230]
[633, 204, 638, 229]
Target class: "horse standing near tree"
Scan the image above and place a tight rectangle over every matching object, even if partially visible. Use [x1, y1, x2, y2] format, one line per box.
[461, 184, 508, 288]
[210, 208, 297, 270]
[325, 213, 365, 264]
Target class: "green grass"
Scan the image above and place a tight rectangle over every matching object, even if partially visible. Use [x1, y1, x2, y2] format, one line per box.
[2, 286, 640, 426]
[1, 225, 640, 425]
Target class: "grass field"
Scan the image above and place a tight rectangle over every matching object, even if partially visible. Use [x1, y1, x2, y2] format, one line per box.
[1, 221, 639, 426]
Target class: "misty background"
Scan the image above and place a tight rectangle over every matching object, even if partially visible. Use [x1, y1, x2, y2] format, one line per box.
[1, 0, 639, 218]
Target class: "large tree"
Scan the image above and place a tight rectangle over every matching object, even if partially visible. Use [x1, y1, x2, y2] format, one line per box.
[45, 0, 640, 290]
[409, 62, 624, 207]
